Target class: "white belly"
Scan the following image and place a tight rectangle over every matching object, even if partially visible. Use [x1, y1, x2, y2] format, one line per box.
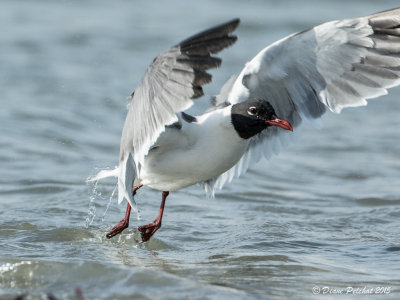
[139, 108, 248, 191]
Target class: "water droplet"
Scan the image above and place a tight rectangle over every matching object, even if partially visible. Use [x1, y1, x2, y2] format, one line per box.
[101, 184, 117, 222]
[85, 180, 98, 228]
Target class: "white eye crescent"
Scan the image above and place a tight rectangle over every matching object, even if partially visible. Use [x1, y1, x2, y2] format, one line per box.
[247, 106, 258, 116]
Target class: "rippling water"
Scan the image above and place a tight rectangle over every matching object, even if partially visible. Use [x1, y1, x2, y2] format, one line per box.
[2, 0, 400, 299]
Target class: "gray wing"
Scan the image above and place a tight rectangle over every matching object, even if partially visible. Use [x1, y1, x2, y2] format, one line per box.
[206, 8, 400, 195]
[117, 19, 240, 204]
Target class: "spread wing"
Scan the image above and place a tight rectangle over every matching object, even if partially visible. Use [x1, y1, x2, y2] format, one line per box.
[118, 19, 240, 205]
[206, 8, 400, 195]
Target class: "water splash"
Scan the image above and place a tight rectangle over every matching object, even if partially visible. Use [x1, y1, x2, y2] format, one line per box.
[85, 180, 98, 228]
[85, 170, 143, 226]
[101, 184, 117, 222]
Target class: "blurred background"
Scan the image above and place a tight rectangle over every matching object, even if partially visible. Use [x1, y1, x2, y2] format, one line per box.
[1, 0, 400, 299]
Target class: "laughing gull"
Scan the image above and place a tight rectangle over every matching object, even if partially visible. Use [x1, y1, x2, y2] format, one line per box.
[92, 8, 400, 242]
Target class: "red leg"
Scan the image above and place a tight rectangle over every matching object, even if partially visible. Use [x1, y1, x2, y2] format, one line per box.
[137, 191, 169, 242]
[106, 184, 143, 239]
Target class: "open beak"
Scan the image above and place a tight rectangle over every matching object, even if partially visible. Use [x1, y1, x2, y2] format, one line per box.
[266, 117, 293, 132]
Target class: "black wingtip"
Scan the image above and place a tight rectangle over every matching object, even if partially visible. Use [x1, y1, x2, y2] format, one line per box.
[216, 18, 241, 34]
[228, 18, 241, 31]
[174, 19, 240, 100]
[178, 18, 241, 48]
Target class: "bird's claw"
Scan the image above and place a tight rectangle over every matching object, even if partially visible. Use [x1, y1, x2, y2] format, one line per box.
[106, 219, 129, 239]
[137, 221, 161, 242]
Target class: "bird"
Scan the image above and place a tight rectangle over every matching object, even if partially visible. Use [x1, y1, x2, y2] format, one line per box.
[91, 8, 400, 242]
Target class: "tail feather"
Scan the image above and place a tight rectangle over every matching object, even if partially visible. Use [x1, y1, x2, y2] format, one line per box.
[87, 152, 137, 209]
[117, 152, 137, 208]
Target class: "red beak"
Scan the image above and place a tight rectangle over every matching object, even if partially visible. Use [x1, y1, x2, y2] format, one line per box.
[266, 117, 293, 131]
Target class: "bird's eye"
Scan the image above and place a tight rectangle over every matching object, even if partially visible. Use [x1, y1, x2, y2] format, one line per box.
[247, 106, 258, 116]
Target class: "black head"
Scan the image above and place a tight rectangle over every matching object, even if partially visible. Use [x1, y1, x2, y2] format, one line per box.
[231, 99, 293, 139]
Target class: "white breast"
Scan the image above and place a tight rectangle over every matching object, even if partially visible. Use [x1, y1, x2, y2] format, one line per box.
[139, 107, 248, 191]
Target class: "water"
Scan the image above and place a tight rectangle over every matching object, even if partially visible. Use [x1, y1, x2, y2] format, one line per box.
[1, 0, 400, 299]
